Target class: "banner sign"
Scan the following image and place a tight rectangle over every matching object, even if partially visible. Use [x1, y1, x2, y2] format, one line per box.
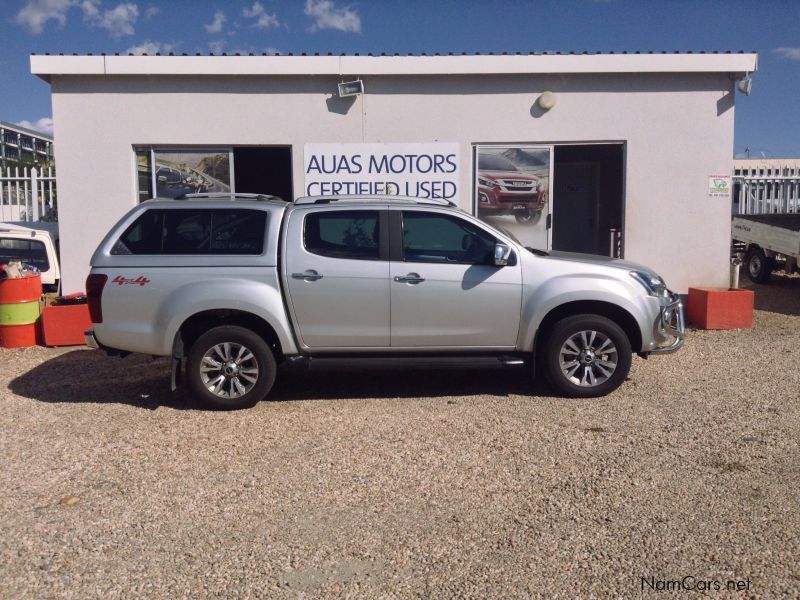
[303, 143, 460, 202]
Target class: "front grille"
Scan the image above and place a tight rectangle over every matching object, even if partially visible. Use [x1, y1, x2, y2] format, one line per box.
[497, 179, 534, 191]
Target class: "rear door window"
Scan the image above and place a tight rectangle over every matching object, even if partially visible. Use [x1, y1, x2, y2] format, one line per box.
[0, 238, 50, 271]
[111, 209, 267, 255]
[304, 211, 380, 260]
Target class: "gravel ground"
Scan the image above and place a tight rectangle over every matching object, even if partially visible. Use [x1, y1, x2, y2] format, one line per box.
[1, 274, 798, 598]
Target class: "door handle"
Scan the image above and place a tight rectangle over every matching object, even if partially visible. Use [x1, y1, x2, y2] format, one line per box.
[291, 270, 323, 281]
[394, 273, 425, 284]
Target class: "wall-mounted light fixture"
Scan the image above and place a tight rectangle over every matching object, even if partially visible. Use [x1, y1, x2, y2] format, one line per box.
[338, 79, 364, 98]
[737, 76, 753, 96]
[537, 91, 557, 111]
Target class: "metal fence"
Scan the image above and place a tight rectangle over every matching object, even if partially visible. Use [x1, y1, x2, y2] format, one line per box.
[733, 165, 800, 214]
[0, 165, 56, 222]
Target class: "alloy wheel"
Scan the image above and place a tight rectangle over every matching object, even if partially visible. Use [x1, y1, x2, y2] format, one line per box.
[558, 330, 618, 387]
[200, 342, 260, 398]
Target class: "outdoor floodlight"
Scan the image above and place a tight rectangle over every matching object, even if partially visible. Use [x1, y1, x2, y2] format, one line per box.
[737, 77, 752, 96]
[338, 80, 364, 98]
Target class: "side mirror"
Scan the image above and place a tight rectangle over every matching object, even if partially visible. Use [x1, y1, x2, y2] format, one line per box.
[494, 243, 512, 266]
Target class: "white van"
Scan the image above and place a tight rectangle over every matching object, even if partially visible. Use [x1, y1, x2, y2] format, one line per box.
[0, 222, 61, 292]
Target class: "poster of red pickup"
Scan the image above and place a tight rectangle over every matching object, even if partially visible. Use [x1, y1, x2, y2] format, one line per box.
[475, 145, 551, 250]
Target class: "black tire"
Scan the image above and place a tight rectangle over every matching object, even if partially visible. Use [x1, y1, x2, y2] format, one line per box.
[186, 325, 276, 410]
[745, 247, 773, 284]
[541, 314, 632, 398]
[515, 211, 534, 224]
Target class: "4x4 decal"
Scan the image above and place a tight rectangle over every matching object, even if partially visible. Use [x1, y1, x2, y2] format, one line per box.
[112, 275, 150, 286]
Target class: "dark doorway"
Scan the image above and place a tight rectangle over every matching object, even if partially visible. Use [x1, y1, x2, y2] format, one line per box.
[552, 144, 624, 257]
[233, 146, 293, 201]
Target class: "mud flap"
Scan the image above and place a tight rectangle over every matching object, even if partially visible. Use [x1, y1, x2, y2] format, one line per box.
[170, 334, 184, 392]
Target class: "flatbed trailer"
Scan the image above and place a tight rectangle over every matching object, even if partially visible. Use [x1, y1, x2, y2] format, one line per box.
[732, 214, 800, 283]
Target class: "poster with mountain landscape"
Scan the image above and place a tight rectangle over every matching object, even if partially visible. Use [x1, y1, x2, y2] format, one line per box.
[153, 150, 231, 198]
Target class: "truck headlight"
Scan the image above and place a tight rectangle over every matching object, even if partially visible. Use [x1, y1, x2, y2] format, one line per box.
[630, 271, 668, 298]
[478, 176, 499, 189]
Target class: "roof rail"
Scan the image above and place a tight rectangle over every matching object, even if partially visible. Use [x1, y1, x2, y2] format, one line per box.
[172, 192, 285, 202]
[294, 195, 457, 207]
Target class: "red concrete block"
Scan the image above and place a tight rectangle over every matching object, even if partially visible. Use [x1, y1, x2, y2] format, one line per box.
[41, 303, 93, 346]
[687, 287, 754, 330]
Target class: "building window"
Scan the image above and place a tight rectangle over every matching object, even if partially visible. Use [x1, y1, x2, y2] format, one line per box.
[136, 150, 153, 202]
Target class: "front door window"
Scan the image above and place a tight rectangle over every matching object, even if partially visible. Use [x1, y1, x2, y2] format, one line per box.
[401, 212, 495, 265]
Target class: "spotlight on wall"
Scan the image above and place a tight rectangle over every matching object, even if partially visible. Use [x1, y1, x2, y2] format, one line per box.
[338, 80, 364, 98]
[537, 91, 557, 111]
[737, 77, 753, 96]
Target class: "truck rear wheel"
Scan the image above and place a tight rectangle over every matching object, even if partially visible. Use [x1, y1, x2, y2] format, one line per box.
[745, 247, 773, 284]
[187, 325, 276, 410]
[541, 315, 632, 398]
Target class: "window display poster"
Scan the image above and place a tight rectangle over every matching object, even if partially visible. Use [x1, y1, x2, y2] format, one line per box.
[475, 145, 551, 250]
[153, 151, 232, 199]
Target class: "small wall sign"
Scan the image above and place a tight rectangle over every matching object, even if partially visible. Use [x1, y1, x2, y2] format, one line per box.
[708, 175, 732, 197]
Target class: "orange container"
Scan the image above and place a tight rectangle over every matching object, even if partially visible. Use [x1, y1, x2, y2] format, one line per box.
[687, 287, 754, 330]
[0, 323, 39, 348]
[41, 303, 93, 346]
[0, 274, 43, 348]
[0, 275, 43, 303]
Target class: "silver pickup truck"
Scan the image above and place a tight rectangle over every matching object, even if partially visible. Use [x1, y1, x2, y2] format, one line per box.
[85, 193, 684, 410]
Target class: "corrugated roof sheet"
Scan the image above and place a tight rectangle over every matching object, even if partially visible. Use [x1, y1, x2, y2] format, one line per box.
[32, 50, 756, 57]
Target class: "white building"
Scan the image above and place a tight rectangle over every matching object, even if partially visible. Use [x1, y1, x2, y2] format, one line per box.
[0, 120, 53, 168]
[31, 52, 757, 294]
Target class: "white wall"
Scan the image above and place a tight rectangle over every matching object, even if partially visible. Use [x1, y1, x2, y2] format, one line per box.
[51, 72, 735, 293]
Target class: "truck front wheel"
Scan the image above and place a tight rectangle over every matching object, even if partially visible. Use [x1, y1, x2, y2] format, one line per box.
[745, 247, 773, 284]
[187, 325, 276, 410]
[542, 315, 632, 398]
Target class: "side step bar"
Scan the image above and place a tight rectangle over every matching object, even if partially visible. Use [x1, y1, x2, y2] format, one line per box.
[283, 354, 529, 371]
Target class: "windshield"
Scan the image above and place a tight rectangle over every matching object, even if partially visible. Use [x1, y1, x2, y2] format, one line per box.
[494, 225, 521, 244]
[478, 154, 519, 172]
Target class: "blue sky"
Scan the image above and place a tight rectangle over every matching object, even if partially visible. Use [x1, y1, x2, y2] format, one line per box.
[2, 0, 799, 157]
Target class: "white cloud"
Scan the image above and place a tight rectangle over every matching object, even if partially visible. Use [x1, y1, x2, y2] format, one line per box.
[94, 3, 138, 37]
[79, 0, 99, 19]
[243, 1, 279, 29]
[304, 0, 360, 33]
[773, 47, 800, 60]
[77, 1, 138, 37]
[15, 0, 74, 34]
[15, 117, 54, 136]
[15, 0, 139, 37]
[204, 9, 225, 33]
[144, 5, 160, 19]
[264, 47, 281, 55]
[125, 40, 175, 55]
